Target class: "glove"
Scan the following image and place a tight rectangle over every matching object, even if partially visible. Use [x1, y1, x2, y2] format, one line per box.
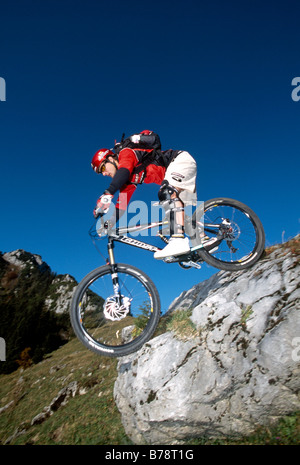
[93, 193, 113, 218]
[130, 134, 141, 144]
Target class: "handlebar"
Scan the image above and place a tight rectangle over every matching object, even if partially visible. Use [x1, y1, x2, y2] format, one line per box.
[92, 215, 115, 238]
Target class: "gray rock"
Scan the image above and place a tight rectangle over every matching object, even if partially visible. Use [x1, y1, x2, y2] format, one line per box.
[44, 274, 77, 314]
[3, 249, 50, 272]
[114, 239, 300, 444]
[31, 381, 78, 426]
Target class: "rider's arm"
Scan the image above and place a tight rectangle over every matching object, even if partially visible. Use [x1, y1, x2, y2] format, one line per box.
[105, 148, 138, 195]
[105, 168, 130, 195]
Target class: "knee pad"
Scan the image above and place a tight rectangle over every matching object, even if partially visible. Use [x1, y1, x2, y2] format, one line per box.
[158, 180, 180, 203]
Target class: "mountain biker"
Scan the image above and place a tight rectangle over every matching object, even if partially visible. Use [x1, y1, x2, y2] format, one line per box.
[91, 130, 197, 259]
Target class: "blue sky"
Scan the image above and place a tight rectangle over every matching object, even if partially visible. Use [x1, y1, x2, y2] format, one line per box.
[1, 0, 299, 312]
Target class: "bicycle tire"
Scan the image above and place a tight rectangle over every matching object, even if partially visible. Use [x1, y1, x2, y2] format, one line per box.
[191, 198, 265, 271]
[70, 263, 161, 357]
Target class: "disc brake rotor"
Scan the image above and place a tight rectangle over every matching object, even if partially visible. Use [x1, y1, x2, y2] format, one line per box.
[220, 219, 240, 240]
[103, 295, 131, 321]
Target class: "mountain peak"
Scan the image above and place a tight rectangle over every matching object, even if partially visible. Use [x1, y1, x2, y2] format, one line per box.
[2, 249, 48, 272]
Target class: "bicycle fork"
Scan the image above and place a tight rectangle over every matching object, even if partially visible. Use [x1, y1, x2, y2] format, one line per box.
[107, 238, 123, 305]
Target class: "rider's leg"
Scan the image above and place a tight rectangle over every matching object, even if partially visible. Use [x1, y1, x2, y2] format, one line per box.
[154, 182, 190, 259]
[169, 190, 184, 237]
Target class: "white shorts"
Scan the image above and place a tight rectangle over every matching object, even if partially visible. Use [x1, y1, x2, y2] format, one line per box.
[164, 151, 197, 204]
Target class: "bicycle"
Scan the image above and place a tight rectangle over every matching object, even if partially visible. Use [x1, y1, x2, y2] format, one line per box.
[70, 197, 265, 357]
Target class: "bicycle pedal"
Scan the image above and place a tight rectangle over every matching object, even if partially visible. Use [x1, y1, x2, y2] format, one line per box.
[181, 260, 202, 269]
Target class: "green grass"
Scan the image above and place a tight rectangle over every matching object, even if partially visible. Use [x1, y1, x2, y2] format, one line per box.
[0, 337, 131, 445]
[185, 412, 300, 445]
[165, 309, 199, 340]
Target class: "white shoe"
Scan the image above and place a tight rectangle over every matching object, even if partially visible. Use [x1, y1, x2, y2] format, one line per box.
[154, 237, 190, 260]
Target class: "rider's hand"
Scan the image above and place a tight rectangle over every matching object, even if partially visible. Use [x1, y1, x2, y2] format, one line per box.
[93, 193, 113, 218]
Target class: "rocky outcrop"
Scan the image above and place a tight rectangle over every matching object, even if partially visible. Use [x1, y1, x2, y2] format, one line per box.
[44, 274, 77, 314]
[1, 249, 76, 315]
[2, 249, 50, 273]
[31, 381, 78, 426]
[0, 249, 77, 373]
[114, 237, 300, 445]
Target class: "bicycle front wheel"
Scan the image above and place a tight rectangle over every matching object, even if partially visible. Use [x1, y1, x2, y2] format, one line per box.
[70, 263, 161, 357]
[191, 198, 265, 271]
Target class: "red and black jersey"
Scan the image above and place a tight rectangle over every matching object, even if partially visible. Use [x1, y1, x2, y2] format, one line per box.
[106, 148, 166, 211]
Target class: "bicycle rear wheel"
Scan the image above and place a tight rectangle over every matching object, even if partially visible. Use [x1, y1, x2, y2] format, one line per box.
[70, 263, 161, 357]
[191, 198, 265, 271]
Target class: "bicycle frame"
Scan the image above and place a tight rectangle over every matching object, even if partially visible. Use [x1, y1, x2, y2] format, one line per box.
[108, 221, 167, 256]
[102, 219, 208, 270]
